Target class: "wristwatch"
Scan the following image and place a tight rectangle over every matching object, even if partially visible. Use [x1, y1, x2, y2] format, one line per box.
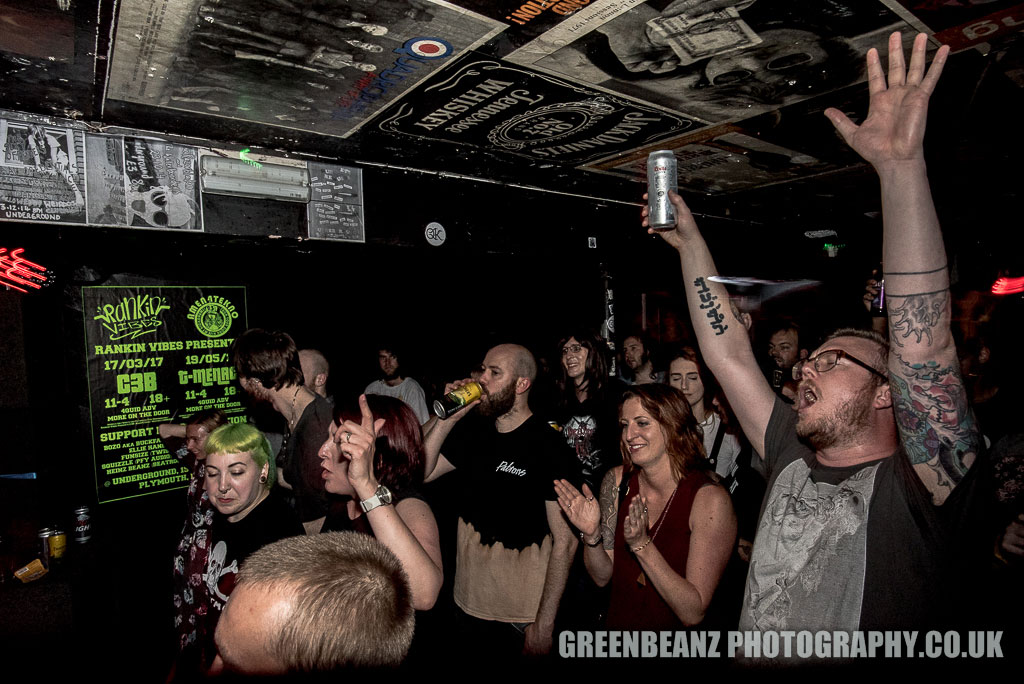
[359, 484, 393, 513]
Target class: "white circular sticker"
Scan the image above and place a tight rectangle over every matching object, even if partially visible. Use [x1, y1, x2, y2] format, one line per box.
[425, 222, 446, 247]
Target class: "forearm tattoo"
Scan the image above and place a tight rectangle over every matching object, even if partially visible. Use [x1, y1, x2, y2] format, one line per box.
[890, 353, 977, 481]
[693, 277, 728, 336]
[599, 471, 618, 551]
[887, 290, 949, 347]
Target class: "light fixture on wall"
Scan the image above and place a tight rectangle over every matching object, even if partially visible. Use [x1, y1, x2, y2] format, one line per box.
[0, 247, 53, 293]
[200, 155, 311, 202]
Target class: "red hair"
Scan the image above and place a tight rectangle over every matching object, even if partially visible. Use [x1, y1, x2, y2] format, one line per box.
[334, 395, 425, 493]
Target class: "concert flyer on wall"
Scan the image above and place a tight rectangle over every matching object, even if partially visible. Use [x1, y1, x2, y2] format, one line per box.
[82, 285, 248, 503]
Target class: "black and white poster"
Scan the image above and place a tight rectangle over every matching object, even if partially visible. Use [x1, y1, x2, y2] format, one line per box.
[375, 55, 694, 165]
[506, 0, 917, 127]
[0, 118, 86, 223]
[106, 0, 505, 139]
[83, 285, 248, 504]
[123, 137, 202, 231]
[85, 133, 129, 226]
[587, 126, 836, 193]
[306, 162, 365, 243]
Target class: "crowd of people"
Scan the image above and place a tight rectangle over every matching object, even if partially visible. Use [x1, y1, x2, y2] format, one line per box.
[155, 34, 1019, 675]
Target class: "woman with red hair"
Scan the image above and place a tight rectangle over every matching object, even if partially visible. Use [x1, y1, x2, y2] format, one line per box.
[319, 394, 442, 611]
[555, 384, 736, 629]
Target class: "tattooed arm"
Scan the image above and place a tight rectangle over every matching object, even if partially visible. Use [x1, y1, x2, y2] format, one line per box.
[646, 193, 775, 458]
[826, 33, 978, 504]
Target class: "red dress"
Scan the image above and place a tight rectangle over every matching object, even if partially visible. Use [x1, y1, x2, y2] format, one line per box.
[605, 469, 711, 630]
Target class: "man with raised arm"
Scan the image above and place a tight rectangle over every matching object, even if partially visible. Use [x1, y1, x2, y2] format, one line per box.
[422, 344, 578, 657]
[646, 33, 982, 631]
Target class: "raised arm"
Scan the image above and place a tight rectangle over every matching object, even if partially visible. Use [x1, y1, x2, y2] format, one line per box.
[554, 475, 614, 586]
[341, 395, 443, 609]
[825, 32, 978, 504]
[421, 378, 477, 482]
[646, 194, 776, 457]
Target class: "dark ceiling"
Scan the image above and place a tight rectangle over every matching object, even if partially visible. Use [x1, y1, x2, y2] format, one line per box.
[1, 0, 1022, 280]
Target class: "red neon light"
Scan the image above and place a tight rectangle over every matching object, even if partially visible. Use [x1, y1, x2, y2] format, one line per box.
[0, 248, 51, 293]
[991, 277, 1024, 295]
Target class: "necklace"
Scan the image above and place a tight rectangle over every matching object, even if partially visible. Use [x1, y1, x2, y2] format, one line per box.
[636, 475, 680, 587]
[287, 386, 302, 431]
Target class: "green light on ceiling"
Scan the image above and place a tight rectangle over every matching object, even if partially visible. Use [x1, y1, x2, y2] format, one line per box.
[239, 148, 262, 169]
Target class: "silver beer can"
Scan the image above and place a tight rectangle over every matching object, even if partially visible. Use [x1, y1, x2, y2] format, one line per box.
[646, 150, 678, 231]
[74, 506, 92, 543]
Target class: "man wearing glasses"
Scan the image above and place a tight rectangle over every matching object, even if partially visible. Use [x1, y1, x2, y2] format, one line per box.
[646, 33, 982, 633]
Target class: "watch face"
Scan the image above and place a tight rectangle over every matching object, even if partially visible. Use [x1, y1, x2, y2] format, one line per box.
[378, 485, 393, 505]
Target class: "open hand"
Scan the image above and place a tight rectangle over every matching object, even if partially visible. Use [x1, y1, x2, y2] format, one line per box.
[623, 494, 651, 549]
[825, 32, 949, 169]
[554, 479, 600, 538]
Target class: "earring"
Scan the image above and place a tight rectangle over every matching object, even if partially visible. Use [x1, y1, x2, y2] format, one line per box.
[259, 474, 268, 484]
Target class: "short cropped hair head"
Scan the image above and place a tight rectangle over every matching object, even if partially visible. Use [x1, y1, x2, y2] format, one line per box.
[299, 348, 329, 377]
[232, 328, 303, 390]
[510, 344, 538, 383]
[768, 318, 801, 341]
[205, 423, 276, 492]
[822, 327, 889, 387]
[238, 532, 415, 671]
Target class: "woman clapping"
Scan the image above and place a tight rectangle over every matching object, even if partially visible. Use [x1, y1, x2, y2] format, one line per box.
[554, 384, 736, 629]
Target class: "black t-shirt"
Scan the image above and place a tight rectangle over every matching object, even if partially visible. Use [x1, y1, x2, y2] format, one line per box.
[740, 397, 985, 631]
[556, 378, 626, 492]
[443, 414, 578, 552]
[203, 491, 303, 651]
[280, 394, 333, 522]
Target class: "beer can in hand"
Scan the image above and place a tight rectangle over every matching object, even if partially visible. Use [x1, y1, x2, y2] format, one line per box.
[433, 382, 482, 419]
[647, 150, 678, 231]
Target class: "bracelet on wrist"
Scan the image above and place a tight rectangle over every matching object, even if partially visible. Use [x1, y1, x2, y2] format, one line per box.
[631, 537, 653, 554]
[581, 532, 602, 547]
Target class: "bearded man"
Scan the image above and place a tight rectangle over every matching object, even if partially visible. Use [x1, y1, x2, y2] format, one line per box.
[364, 344, 430, 424]
[648, 34, 984, 632]
[423, 343, 578, 659]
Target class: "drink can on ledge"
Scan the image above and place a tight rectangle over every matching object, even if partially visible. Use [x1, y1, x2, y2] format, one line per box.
[38, 527, 55, 567]
[74, 506, 92, 543]
[433, 382, 482, 419]
[646, 150, 678, 231]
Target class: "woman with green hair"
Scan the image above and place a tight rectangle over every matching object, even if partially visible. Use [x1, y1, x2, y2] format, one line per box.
[185, 422, 302, 676]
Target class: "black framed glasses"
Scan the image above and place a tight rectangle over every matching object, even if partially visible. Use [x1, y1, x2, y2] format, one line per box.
[561, 343, 583, 356]
[792, 349, 887, 381]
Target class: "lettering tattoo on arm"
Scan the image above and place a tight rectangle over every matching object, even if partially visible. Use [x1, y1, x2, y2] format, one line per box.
[887, 289, 949, 347]
[692, 278, 728, 336]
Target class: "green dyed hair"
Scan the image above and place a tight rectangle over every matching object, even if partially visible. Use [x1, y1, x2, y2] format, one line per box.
[204, 423, 275, 490]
